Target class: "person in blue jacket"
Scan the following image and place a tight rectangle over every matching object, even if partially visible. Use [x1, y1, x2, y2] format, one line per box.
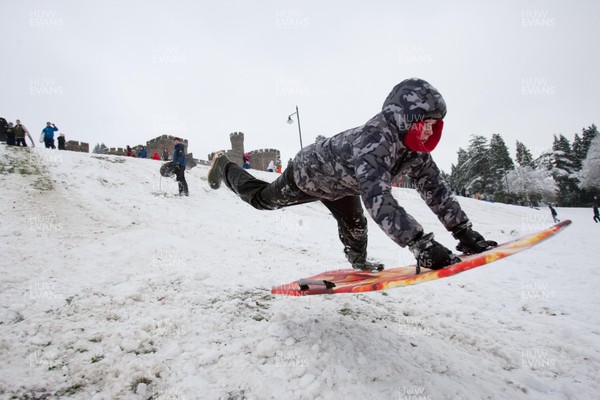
[138, 146, 148, 158]
[42, 122, 58, 149]
[173, 137, 188, 196]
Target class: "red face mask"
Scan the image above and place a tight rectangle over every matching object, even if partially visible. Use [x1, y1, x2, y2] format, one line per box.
[404, 120, 444, 152]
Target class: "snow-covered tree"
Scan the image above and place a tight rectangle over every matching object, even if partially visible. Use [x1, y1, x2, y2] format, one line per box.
[488, 134, 514, 197]
[93, 143, 109, 154]
[572, 133, 583, 170]
[314, 135, 327, 143]
[439, 169, 451, 186]
[506, 166, 557, 205]
[579, 133, 600, 190]
[580, 124, 599, 159]
[449, 147, 468, 192]
[551, 134, 580, 206]
[461, 135, 491, 195]
[516, 140, 534, 167]
[534, 149, 553, 171]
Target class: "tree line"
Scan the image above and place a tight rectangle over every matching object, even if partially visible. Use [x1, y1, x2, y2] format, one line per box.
[448, 124, 599, 207]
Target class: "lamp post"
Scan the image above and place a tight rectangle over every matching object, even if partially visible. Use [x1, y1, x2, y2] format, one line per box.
[287, 105, 303, 149]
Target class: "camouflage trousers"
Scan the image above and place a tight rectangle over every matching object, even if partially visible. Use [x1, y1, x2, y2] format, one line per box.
[223, 162, 368, 263]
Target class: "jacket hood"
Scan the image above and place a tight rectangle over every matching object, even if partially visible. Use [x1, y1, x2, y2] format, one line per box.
[382, 78, 447, 148]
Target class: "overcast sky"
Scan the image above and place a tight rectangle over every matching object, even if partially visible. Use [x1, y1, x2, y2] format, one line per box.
[1, 0, 599, 172]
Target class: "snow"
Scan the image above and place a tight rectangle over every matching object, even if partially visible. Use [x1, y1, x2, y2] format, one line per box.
[1, 145, 599, 399]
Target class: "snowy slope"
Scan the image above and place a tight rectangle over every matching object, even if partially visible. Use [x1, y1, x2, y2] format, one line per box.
[0, 145, 599, 400]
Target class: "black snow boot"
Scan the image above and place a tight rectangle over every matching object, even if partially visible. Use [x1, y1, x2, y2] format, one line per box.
[208, 152, 231, 190]
[346, 249, 384, 271]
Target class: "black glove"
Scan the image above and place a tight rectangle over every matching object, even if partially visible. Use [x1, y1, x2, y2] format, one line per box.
[409, 232, 460, 274]
[452, 222, 498, 255]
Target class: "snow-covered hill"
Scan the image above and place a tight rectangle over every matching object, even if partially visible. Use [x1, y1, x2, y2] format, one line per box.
[0, 145, 598, 400]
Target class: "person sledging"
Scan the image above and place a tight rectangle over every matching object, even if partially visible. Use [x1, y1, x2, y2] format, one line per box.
[208, 78, 497, 272]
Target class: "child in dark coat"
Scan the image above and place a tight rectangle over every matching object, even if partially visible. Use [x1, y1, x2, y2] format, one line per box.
[208, 78, 497, 271]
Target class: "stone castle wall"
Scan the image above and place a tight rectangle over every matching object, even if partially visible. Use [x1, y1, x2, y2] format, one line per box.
[107, 147, 125, 156]
[145, 134, 188, 160]
[105, 135, 191, 160]
[65, 141, 89, 153]
[248, 148, 281, 171]
[210, 132, 280, 172]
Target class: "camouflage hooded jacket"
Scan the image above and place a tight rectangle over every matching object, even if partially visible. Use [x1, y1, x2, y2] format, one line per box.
[293, 78, 469, 247]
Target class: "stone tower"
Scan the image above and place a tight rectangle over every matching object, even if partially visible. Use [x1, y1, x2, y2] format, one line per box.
[207, 132, 281, 172]
[227, 132, 245, 166]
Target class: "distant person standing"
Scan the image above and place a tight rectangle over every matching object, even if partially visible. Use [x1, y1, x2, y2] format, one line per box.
[57, 133, 66, 150]
[125, 145, 133, 157]
[267, 160, 275, 172]
[152, 151, 161, 160]
[6, 122, 15, 146]
[19, 119, 35, 147]
[42, 122, 58, 149]
[593, 196, 599, 223]
[549, 204, 559, 223]
[173, 137, 188, 196]
[0, 117, 8, 143]
[162, 147, 170, 161]
[13, 119, 33, 147]
[242, 152, 251, 169]
[138, 146, 148, 158]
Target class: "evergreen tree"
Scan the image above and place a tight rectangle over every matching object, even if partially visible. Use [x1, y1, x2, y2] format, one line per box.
[579, 134, 600, 190]
[449, 148, 468, 191]
[572, 133, 583, 170]
[534, 149, 554, 171]
[92, 143, 108, 154]
[551, 134, 579, 206]
[552, 135, 575, 176]
[488, 134, 514, 197]
[576, 124, 599, 204]
[580, 124, 599, 159]
[568, 124, 600, 174]
[461, 135, 491, 195]
[439, 169, 451, 187]
[515, 140, 534, 167]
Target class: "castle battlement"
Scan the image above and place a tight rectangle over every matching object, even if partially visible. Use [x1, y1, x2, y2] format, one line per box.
[212, 132, 281, 171]
[249, 148, 279, 155]
[147, 136, 166, 144]
[147, 135, 188, 145]
[65, 140, 89, 153]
